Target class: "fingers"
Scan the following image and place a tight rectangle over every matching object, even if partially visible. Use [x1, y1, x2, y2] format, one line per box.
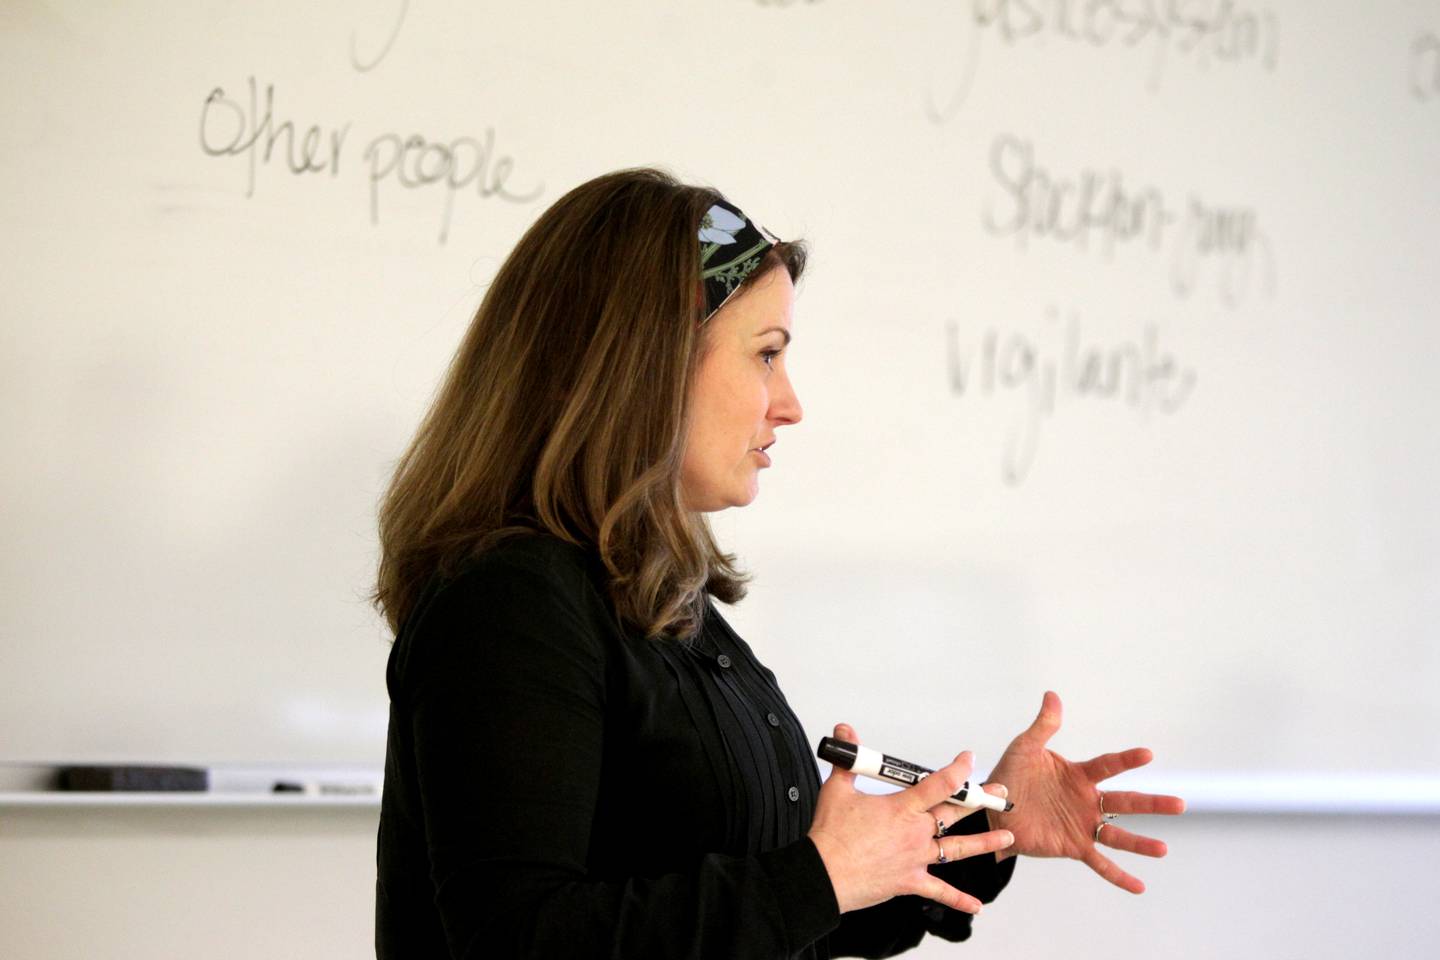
[1080, 747, 1153, 782]
[945, 780, 1007, 825]
[929, 801, 987, 830]
[933, 780, 1007, 830]
[1095, 823, 1168, 858]
[822, 724, 859, 789]
[1096, 789, 1186, 816]
[1022, 691, 1063, 748]
[909, 751, 974, 811]
[1082, 846, 1146, 895]
[938, 828, 1013, 863]
[915, 875, 984, 915]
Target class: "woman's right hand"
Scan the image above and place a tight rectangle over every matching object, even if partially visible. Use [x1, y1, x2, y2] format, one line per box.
[806, 723, 1014, 915]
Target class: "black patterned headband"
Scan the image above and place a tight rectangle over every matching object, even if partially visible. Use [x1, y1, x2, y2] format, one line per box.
[699, 198, 780, 323]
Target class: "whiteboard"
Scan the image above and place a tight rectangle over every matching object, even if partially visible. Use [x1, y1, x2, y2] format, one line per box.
[2, 1, 1436, 793]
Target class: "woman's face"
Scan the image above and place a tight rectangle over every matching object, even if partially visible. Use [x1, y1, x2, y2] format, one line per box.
[681, 267, 803, 512]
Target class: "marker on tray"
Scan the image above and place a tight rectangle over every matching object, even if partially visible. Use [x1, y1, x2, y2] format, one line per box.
[271, 780, 378, 797]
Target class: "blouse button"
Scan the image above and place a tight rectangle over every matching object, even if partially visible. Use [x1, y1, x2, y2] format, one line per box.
[787, 786, 800, 802]
[766, 712, 781, 727]
[716, 654, 732, 669]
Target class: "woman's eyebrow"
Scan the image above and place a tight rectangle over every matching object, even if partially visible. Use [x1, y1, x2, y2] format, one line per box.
[755, 326, 791, 346]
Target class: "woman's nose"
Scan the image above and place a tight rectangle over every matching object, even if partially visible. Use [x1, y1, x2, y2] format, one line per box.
[771, 370, 803, 426]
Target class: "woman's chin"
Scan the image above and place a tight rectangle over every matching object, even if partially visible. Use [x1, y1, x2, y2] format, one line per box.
[721, 479, 761, 511]
[684, 472, 762, 512]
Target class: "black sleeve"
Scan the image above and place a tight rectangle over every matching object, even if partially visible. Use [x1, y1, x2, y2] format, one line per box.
[824, 800, 1018, 958]
[398, 555, 841, 959]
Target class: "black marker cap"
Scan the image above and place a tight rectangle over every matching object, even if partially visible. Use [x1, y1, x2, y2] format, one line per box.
[817, 737, 859, 770]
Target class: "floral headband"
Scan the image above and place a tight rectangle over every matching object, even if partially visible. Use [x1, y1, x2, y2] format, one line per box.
[699, 198, 780, 322]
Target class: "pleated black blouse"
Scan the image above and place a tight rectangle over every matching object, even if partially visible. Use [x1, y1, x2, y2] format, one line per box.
[375, 533, 1014, 959]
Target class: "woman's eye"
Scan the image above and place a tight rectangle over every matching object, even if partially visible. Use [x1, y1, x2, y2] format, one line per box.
[761, 349, 781, 367]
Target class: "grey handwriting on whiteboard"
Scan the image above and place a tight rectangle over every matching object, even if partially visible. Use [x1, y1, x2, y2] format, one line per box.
[198, 77, 543, 244]
[945, 310, 1197, 487]
[351, 0, 410, 73]
[1410, 30, 1440, 102]
[926, 1, 1280, 124]
[983, 133, 1276, 308]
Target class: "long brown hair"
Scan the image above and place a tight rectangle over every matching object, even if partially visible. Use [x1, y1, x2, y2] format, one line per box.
[374, 167, 807, 641]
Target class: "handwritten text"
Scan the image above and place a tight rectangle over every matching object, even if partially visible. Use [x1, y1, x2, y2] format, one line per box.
[946, 307, 1198, 485]
[984, 133, 1275, 306]
[199, 77, 543, 244]
[928, 0, 1280, 123]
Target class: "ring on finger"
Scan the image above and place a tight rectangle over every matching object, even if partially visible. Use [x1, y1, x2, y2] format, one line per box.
[935, 838, 949, 864]
[935, 817, 948, 837]
[1093, 821, 1106, 843]
[1098, 792, 1118, 825]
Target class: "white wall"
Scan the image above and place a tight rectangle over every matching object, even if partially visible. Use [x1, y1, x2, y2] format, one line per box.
[2, 807, 1436, 959]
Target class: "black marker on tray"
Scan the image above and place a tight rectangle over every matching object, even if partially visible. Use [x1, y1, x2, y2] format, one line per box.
[817, 737, 1015, 813]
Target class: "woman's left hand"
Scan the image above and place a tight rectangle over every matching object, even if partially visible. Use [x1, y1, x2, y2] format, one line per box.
[983, 691, 1186, 894]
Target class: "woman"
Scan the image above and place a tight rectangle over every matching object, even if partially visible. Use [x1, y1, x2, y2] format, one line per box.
[373, 168, 1183, 959]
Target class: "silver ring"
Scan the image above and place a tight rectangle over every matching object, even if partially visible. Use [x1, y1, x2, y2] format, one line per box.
[935, 818, 948, 837]
[1093, 821, 1106, 843]
[1099, 792, 1118, 823]
[935, 839, 949, 864]
[1098, 791, 1106, 815]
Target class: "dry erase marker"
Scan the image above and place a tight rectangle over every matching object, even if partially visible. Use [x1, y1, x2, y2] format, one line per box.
[271, 780, 378, 797]
[817, 737, 1014, 813]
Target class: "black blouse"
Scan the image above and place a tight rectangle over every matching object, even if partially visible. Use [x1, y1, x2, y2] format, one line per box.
[375, 533, 1014, 958]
